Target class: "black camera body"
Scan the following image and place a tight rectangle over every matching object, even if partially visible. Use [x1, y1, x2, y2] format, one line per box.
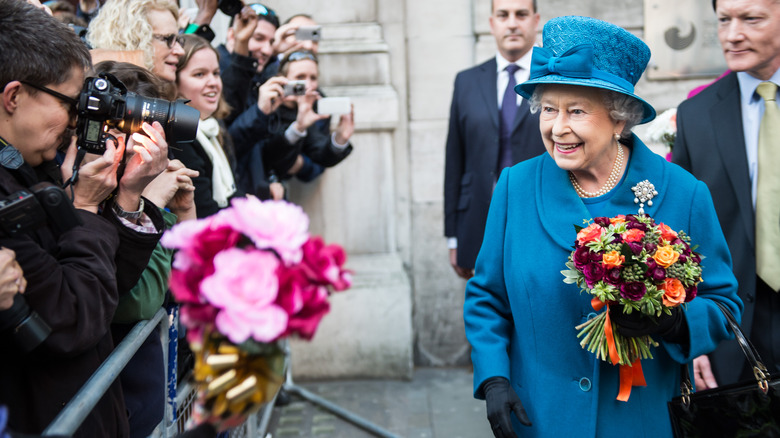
[0, 182, 82, 237]
[218, 0, 243, 16]
[76, 72, 200, 154]
[0, 182, 80, 352]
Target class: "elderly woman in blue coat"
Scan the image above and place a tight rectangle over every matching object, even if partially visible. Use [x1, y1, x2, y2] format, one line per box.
[463, 16, 743, 438]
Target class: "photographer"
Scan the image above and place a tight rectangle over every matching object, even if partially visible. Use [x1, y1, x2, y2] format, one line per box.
[0, 2, 166, 436]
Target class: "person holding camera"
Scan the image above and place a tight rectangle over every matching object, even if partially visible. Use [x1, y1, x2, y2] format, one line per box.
[245, 50, 353, 183]
[0, 2, 168, 436]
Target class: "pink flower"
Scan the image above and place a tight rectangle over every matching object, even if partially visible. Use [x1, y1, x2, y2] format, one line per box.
[220, 198, 309, 265]
[577, 223, 604, 245]
[200, 248, 288, 343]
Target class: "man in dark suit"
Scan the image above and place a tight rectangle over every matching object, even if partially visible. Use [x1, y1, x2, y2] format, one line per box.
[673, 0, 780, 388]
[444, 0, 545, 279]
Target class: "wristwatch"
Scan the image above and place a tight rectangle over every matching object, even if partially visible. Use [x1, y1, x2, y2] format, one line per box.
[113, 198, 144, 220]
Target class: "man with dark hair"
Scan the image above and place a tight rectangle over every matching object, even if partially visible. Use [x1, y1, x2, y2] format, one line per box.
[444, 0, 545, 279]
[0, 1, 165, 435]
[674, 0, 780, 388]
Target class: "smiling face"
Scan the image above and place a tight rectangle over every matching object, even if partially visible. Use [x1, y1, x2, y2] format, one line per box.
[147, 8, 184, 82]
[177, 47, 222, 120]
[490, 0, 540, 62]
[248, 20, 277, 72]
[12, 66, 84, 166]
[717, 0, 780, 80]
[538, 85, 626, 180]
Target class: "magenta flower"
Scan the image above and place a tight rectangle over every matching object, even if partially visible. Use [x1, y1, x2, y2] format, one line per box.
[573, 246, 591, 269]
[300, 237, 352, 291]
[275, 264, 332, 340]
[620, 282, 647, 301]
[200, 248, 288, 343]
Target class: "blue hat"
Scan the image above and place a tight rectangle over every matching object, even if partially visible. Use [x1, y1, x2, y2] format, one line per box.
[515, 16, 656, 124]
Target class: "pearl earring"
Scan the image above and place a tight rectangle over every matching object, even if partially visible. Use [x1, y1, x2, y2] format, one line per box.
[615, 133, 621, 141]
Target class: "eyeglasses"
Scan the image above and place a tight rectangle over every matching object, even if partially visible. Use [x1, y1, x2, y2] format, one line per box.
[153, 33, 186, 49]
[19, 80, 78, 118]
[247, 3, 280, 27]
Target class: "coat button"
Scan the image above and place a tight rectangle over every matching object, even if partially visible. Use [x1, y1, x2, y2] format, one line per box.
[579, 377, 592, 392]
[586, 312, 597, 320]
[747, 294, 755, 303]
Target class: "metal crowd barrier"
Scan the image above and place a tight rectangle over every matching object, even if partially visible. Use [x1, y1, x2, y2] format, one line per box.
[39, 305, 274, 438]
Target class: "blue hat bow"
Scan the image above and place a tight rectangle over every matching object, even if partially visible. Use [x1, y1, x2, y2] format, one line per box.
[529, 43, 635, 94]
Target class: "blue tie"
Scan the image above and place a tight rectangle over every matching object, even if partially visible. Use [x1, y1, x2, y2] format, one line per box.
[498, 64, 520, 171]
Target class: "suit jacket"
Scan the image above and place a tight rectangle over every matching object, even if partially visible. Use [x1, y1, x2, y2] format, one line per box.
[673, 71, 775, 384]
[444, 58, 546, 270]
[465, 138, 742, 437]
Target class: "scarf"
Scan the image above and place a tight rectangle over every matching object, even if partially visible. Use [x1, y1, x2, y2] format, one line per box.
[195, 117, 236, 207]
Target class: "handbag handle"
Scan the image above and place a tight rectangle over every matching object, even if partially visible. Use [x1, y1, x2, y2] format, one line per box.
[679, 301, 771, 405]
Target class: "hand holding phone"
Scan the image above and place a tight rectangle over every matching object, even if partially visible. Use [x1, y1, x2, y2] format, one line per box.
[316, 97, 352, 115]
[295, 25, 322, 41]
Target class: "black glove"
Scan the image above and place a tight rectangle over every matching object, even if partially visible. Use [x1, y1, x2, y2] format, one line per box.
[609, 304, 689, 344]
[483, 377, 531, 438]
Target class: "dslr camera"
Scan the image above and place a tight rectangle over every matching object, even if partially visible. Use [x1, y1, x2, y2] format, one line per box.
[0, 182, 83, 352]
[76, 72, 200, 154]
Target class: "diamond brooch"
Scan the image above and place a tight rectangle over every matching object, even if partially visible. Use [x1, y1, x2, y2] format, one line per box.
[631, 180, 658, 215]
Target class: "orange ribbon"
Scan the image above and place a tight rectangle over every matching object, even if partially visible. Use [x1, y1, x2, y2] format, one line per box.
[590, 298, 647, 402]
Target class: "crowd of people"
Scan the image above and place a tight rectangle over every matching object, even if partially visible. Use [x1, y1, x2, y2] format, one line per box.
[0, 0, 354, 437]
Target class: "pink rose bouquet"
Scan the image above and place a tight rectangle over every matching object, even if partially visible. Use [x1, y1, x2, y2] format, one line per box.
[161, 197, 351, 429]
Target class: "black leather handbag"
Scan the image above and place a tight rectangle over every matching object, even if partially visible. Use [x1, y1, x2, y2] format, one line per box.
[667, 302, 780, 438]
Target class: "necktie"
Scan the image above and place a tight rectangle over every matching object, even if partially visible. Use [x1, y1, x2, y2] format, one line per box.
[498, 64, 520, 172]
[755, 81, 780, 291]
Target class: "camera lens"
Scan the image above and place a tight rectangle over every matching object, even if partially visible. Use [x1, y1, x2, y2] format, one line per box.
[0, 294, 51, 353]
[115, 92, 200, 145]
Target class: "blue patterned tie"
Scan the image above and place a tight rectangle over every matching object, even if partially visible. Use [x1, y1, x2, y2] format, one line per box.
[498, 64, 520, 171]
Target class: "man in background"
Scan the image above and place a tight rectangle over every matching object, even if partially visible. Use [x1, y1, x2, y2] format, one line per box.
[673, 0, 780, 388]
[444, 0, 545, 279]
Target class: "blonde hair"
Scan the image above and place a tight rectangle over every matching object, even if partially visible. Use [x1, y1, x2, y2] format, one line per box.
[87, 0, 178, 73]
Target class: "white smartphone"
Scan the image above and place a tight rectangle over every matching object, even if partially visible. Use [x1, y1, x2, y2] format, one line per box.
[317, 97, 351, 115]
[295, 25, 322, 41]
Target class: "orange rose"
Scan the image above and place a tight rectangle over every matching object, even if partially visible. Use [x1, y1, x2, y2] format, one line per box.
[602, 250, 625, 269]
[610, 215, 626, 225]
[577, 223, 604, 245]
[658, 223, 678, 244]
[653, 245, 680, 268]
[622, 228, 645, 243]
[661, 278, 686, 307]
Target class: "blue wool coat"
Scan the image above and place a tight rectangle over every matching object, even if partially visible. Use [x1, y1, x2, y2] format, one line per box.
[464, 137, 743, 438]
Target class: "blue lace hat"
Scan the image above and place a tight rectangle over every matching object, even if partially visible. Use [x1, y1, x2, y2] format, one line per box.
[515, 16, 656, 123]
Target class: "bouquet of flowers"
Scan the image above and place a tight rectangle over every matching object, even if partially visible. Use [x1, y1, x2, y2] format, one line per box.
[161, 197, 351, 430]
[644, 107, 677, 161]
[561, 214, 702, 368]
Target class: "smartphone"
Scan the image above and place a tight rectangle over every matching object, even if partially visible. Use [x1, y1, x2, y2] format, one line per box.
[283, 80, 307, 96]
[295, 25, 322, 41]
[317, 97, 352, 115]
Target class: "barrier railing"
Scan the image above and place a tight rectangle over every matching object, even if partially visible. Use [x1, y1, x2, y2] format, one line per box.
[42, 308, 168, 436]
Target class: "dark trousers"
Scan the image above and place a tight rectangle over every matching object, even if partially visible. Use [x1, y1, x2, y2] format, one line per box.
[739, 277, 780, 380]
[112, 323, 166, 438]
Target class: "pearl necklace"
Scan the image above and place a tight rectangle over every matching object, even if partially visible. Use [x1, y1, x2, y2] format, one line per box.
[569, 144, 625, 198]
